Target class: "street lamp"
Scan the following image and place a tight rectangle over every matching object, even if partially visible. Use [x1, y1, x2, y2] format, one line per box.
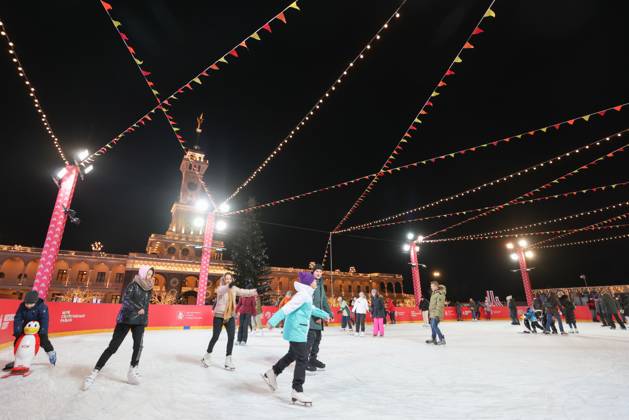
[432, 270, 441, 278]
[403, 233, 424, 305]
[195, 199, 209, 211]
[506, 238, 535, 306]
[215, 219, 228, 232]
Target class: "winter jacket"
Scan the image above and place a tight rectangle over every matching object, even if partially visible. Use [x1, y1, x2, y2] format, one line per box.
[386, 299, 395, 312]
[418, 298, 429, 311]
[214, 285, 257, 318]
[533, 296, 543, 310]
[559, 296, 576, 322]
[587, 298, 596, 310]
[352, 297, 369, 314]
[508, 298, 517, 311]
[370, 295, 386, 318]
[339, 300, 351, 317]
[236, 296, 257, 316]
[429, 286, 447, 319]
[13, 298, 49, 336]
[543, 295, 561, 315]
[601, 294, 619, 314]
[117, 280, 152, 325]
[524, 308, 537, 322]
[309, 279, 333, 330]
[268, 282, 329, 343]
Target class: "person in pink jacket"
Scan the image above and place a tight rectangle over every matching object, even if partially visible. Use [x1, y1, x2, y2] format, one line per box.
[236, 284, 258, 346]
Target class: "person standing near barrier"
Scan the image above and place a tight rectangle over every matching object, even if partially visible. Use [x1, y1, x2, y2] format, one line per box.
[419, 297, 430, 327]
[601, 291, 626, 330]
[543, 292, 566, 335]
[352, 292, 369, 336]
[507, 296, 519, 325]
[83, 265, 154, 390]
[426, 281, 446, 345]
[469, 298, 478, 321]
[236, 284, 257, 345]
[337, 297, 351, 331]
[370, 289, 386, 337]
[386, 298, 396, 324]
[306, 265, 333, 373]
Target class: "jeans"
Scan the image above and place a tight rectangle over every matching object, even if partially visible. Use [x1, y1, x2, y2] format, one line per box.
[430, 317, 444, 341]
[355, 313, 366, 332]
[207, 316, 236, 356]
[273, 341, 308, 392]
[545, 312, 564, 333]
[237, 313, 251, 343]
[341, 315, 350, 329]
[95, 323, 144, 370]
[373, 318, 384, 336]
[306, 329, 322, 362]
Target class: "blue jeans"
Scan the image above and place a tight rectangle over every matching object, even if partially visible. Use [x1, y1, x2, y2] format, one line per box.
[545, 312, 564, 333]
[430, 317, 444, 341]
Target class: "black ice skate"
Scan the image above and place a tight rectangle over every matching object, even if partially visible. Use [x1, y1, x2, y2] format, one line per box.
[425, 339, 436, 344]
[310, 359, 326, 370]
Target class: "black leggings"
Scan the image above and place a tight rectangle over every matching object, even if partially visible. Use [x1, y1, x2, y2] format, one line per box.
[238, 314, 251, 343]
[207, 316, 235, 356]
[95, 323, 145, 370]
[355, 313, 366, 332]
[273, 341, 308, 392]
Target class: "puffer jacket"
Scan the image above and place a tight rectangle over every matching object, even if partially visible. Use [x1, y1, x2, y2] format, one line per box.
[268, 282, 329, 342]
[214, 285, 257, 318]
[429, 285, 447, 319]
[14, 298, 49, 336]
[117, 280, 152, 326]
[559, 295, 576, 322]
[309, 279, 333, 330]
[601, 294, 619, 314]
[236, 296, 257, 316]
[370, 294, 386, 318]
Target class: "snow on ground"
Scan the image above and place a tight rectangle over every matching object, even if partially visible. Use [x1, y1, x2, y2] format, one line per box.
[1, 321, 628, 420]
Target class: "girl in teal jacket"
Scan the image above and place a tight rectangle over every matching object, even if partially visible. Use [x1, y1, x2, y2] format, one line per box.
[262, 271, 329, 405]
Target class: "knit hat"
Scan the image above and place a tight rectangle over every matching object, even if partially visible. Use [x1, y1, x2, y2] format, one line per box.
[24, 290, 39, 304]
[312, 264, 323, 272]
[298, 271, 316, 286]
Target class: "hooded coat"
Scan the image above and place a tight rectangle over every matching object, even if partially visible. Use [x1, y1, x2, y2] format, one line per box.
[117, 265, 154, 326]
[309, 277, 333, 330]
[601, 293, 619, 314]
[370, 294, 386, 318]
[268, 282, 329, 342]
[559, 295, 576, 323]
[429, 285, 447, 319]
[14, 298, 49, 336]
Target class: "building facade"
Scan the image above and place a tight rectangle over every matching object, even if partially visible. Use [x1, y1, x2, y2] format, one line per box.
[0, 148, 407, 305]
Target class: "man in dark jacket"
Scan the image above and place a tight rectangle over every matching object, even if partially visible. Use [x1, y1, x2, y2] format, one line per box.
[507, 295, 520, 325]
[3, 290, 56, 371]
[306, 264, 333, 372]
[601, 292, 626, 329]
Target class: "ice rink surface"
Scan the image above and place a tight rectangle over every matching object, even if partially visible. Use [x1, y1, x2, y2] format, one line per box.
[1, 321, 628, 420]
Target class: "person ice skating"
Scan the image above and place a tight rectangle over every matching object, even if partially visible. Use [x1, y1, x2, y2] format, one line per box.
[455, 301, 463, 321]
[3, 291, 56, 372]
[601, 291, 626, 330]
[507, 295, 520, 325]
[337, 297, 351, 331]
[559, 292, 578, 333]
[621, 293, 629, 323]
[352, 292, 369, 336]
[419, 297, 430, 327]
[201, 273, 258, 370]
[469, 298, 479, 321]
[236, 283, 257, 345]
[587, 296, 598, 322]
[370, 289, 385, 337]
[262, 271, 330, 406]
[484, 300, 492, 320]
[522, 307, 544, 333]
[83, 265, 154, 390]
[306, 264, 333, 373]
[386, 298, 396, 324]
[251, 295, 264, 336]
[543, 292, 567, 335]
[426, 281, 446, 345]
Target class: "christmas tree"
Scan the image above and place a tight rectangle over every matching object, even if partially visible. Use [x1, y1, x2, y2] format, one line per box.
[226, 200, 272, 304]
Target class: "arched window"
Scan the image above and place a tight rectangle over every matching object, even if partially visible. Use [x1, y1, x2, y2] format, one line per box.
[181, 248, 190, 257]
[395, 283, 403, 293]
[347, 285, 352, 294]
[167, 246, 176, 255]
[380, 282, 386, 293]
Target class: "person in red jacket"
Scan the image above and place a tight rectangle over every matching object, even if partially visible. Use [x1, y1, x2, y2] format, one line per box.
[237, 284, 258, 346]
[386, 298, 396, 324]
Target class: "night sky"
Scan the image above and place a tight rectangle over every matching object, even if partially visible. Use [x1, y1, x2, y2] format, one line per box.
[1, 1, 628, 302]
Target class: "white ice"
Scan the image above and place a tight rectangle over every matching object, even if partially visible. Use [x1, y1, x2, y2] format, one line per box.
[1, 322, 628, 420]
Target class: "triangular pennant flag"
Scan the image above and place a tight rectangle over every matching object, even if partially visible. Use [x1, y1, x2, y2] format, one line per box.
[541, 127, 547, 132]
[431, 91, 440, 97]
[554, 124, 561, 130]
[613, 105, 623, 111]
[463, 42, 474, 49]
[251, 32, 261, 41]
[113, 20, 122, 28]
[472, 27, 484, 35]
[193, 77, 202, 85]
[173, 127, 180, 132]
[201, 71, 209, 77]
[516, 134, 523, 138]
[127, 46, 136, 55]
[426, 101, 434, 107]
[583, 115, 591, 121]
[147, 81, 154, 87]
[438, 81, 447, 87]
[210, 64, 219, 70]
[277, 12, 287, 24]
[262, 23, 272, 33]
[134, 57, 143, 65]
[567, 119, 575, 125]
[239, 40, 248, 49]
[141, 70, 151, 77]
[151, 89, 159, 95]
[454, 56, 462, 63]
[229, 49, 239, 58]
[289, 1, 300, 10]
[414, 118, 422, 124]
[598, 110, 607, 116]
[445, 69, 455, 76]
[185, 83, 192, 90]
[219, 57, 228, 64]
[484, 9, 496, 18]
[120, 32, 129, 41]
[409, 125, 417, 130]
[420, 110, 428, 115]
[101, 1, 112, 11]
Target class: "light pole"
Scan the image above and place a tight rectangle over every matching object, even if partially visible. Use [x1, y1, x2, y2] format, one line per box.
[403, 233, 424, 306]
[506, 239, 535, 306]
[196, 199, 228, 306]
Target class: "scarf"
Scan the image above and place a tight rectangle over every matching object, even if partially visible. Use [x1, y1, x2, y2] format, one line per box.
[133, 274, 155, 292]
[222, 288, 236, 322]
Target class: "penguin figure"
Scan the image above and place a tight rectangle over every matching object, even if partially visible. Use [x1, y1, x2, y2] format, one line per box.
[3, 321, 41, 378]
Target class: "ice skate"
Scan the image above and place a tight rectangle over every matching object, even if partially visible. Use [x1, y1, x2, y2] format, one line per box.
[47, 350, 57, 366]
[262, 369, 278, 391]
[82, 369, 99, 391]
[127, 366, 141, 385]
[3, 362, 14, 372]
[306, 364, 317, 373]
[201, 352, 212, 368]
[575, 329, 579, 334]
[224, 356, 236, 371]
[359, 332, 365, 337]
[310, 359, 326, 370]
[436, 339, 446, 346]
[425, 339, 436, 344]
[291, 389, 312, 407]
[560, 331, 568, 335]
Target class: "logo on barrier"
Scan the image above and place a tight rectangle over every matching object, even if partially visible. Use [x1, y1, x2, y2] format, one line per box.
[1, 314, 14, 330]
[410, 311, 421, 317]
[60, 310, 86, 324]
[177, 312, 184, 320]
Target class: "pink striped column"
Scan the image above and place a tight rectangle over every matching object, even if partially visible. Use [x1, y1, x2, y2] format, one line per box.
[197, 211, 216, 305]
[409, 242, 422, 305]
[517, 249, 533, 306]
[33, 166, 80, 300]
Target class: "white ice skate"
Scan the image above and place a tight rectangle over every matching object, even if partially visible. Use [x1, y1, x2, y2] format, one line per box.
[224, 356, 236, 371]
[359, 332, 365, 337]
[291, 389, 312, 406]
[262, 368, 278, 391]
[127, 366, 141, 385]
[82, 369, 99, 391]
[201, 352, 212, 368]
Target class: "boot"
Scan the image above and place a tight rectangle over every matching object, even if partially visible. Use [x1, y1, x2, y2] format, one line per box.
[47, 350, 57, 366]
[3, 361, 14, 371]
[436, 339, 446, 345]
[310, 359, 326, 369]
[82, 369, 99, 390]
[224, 356, 235, 371]
[291, 389, 313, 406]
[262, 368, 278, 391]
[425, 339, 436, 344]
[201, 352, 212, 368]
[127, 366, 141, 385]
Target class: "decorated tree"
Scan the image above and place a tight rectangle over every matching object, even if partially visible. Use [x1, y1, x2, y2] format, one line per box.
[226, 200, 272, 304]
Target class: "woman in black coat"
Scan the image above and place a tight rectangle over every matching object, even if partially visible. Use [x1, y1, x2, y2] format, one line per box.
[559, 293, 578, 333]
[83, 265, 154, 390]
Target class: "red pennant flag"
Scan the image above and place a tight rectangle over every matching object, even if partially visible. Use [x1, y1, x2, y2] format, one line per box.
[185, 83, 192, 90]
[491, 141, 499, 146]
[463, 42, 474, 49]
[438, 81, 447, 87]
[409, 125, 417, 131]
[598, 110, 607, 116]
[145, 115, 152, 121]
[554, 124, 561, 130]
[101, 0, 112, 11]
[229, 49, 239, 58]
[141, 70, 151, 77]
[120, 32, 129, 41]
[277, 12, 287, 23]
[420, 110, 428, 115]
[528, 131, 535, 136]
[472, 27, 484, 35]
[263, 23, 272, 33]
[147, 81, 154, 87]
[177, 89, 184, 94]
[567, 119, 575, 125]
[445, 69, 455, 76]
[209, 64, 219, 71]
[426, 101, 434, 107]
[128, 46, 136, 55]
[470, 147, 477, 152]
[613, 105, 623, 111]
[163, 100, 171, 106]
[201, 71, 209, 77]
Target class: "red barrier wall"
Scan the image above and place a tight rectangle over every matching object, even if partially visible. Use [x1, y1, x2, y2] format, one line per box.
[0, 300, 594, 347]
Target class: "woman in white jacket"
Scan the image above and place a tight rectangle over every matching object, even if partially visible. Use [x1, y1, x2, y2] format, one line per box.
[352, 292, 369, 336]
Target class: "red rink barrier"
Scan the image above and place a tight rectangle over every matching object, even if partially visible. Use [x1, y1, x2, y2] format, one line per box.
[0, 300, 594, 346]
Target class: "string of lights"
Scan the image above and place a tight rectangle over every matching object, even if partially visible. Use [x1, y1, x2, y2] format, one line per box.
[339, 129, 628, 233]
[331, 0, 498, 233]
[1, 18, 68, 164]
[535, 232, 629, 249]
[224, 0, 409, 204]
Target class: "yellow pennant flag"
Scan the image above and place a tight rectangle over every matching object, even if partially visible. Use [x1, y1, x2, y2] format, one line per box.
[251, 32, 261, 41]
[541, 127, 547, 132]
[193, 77, 202, 85]
[583, 115, 591, 121]
[414, 118, 422, 124]
[151, 89, 159, 95]
[113, 20, 122, 28]
[289, 1, 300, 11]
[173, 127, 180, 132]
[454, 56, 462, 63]
[431, 91, 440, 97]
[516, 134, 523, 138]
[134, 58, 143, 65]
[219, 57, 228, 64]
[484, 9, 496, 18]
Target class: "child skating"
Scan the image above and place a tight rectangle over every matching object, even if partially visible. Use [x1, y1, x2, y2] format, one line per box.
[262, 271, 330, 406]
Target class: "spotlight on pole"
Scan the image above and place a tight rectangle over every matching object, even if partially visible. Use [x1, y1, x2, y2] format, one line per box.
[506, 242, 514, 250]
[402, 243, 411, 252]
[416, 235, 424, 243]
[517, 239, 528, 248]
[193, 217, 204, 228]
[218, 202, 230, 213]
[406, 232, 415, 240]
[510, 253, 519, 261]
[84, 165, 94, 174]
[77, 149, 89, 161]
[216, 220, 228, 232]
[195, 199, 209, 211]
[432, 271, 441, 278]
[525, 250, 534, 259]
